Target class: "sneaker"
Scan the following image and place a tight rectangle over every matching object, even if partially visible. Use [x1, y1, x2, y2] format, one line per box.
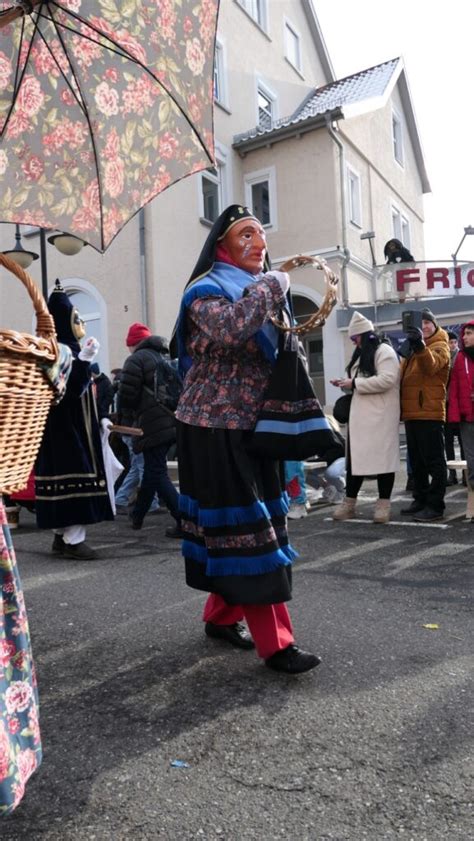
[265, 644, 321, 674]
[61, 541, 98, 560]
[287, 503, 308, 519]
[413, 507, 444, 522]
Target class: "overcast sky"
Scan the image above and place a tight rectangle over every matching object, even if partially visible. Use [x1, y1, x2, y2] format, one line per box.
[315, 0, 473, 263]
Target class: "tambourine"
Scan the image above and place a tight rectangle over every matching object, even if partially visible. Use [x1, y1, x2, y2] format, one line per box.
[270, 254, 339, 335]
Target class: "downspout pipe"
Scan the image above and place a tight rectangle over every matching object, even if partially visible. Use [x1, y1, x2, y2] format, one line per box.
[138, 207, 149, 326]
[325, 113, 350, 305]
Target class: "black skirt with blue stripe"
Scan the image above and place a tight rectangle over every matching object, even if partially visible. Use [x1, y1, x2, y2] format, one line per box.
[176, 421, 294, 605]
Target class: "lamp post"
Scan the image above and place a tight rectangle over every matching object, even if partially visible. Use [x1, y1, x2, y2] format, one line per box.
[451, 225, 474, 268]
[1, 224, 87, 300]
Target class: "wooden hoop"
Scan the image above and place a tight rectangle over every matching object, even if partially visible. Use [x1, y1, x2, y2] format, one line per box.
[270, 254, 339, 335]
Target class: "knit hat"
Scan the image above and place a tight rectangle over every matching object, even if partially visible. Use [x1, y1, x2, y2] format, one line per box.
[126, 322, 151, 347]
[447, 330, 458, 341]
[348, 311, 374, 337]
[421, 308, 437, 326]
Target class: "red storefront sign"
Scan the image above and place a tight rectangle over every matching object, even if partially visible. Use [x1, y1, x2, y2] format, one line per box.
[396, 265, 474, 292]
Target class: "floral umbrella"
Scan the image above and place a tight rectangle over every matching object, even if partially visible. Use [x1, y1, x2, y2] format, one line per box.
[0, 0, 219, 251]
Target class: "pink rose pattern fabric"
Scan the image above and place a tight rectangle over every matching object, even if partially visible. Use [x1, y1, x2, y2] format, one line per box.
[0, 501, 41, 815]
[0, 0, 218, 250]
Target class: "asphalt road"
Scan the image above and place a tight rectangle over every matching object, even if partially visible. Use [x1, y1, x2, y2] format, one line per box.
[3, 476, 473, 841]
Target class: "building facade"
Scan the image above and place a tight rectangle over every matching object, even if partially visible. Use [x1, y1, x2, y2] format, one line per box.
[6, 1, 470, 407]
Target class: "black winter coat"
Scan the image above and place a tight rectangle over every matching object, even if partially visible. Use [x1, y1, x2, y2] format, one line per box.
[117, 336, 179, 452]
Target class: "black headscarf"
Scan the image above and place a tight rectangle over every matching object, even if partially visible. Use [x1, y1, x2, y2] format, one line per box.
[185, 204, 271, 290]
[384, 238, 415, 264]
[47, 280, 81, 354]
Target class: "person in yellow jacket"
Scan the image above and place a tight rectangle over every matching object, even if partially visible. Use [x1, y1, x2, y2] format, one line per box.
[400, 309, 450, 521]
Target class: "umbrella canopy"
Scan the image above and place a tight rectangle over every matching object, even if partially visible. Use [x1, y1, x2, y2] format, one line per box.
[0, 0, 219, 251]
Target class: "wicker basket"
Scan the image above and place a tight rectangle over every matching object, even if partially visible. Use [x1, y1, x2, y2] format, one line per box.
[0, 252, 58, 494]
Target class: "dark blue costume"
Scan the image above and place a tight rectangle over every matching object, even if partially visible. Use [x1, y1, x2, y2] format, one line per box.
[35, 288, 113, 529]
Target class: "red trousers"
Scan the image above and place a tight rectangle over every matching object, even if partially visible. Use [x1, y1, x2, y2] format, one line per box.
[203, 593, 294, 660]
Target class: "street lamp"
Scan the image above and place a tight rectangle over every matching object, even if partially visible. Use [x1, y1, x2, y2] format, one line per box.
[451, 225, 474, 267]
[1, 224, 86, 299]
[2, 224, 39, 270]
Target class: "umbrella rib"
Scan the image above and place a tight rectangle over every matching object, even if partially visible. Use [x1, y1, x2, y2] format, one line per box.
[36, 14, 87, 116]
[47, 5, 105, 251]
[0, 8, 38, 138]
[45, 1, 215, 162]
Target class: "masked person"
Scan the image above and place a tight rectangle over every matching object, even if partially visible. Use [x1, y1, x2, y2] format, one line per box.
[35, 282, 114, 559]
[173, 205, 320, 675]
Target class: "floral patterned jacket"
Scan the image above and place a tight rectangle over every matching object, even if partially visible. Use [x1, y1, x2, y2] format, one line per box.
[175, 276, 285, 429]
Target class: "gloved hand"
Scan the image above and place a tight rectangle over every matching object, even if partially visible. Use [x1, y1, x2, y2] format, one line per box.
[100, 417, 112, 431]
[406, 327, 425, 352]
[263, 270, 290, 296]
[78, 337, 100, 362]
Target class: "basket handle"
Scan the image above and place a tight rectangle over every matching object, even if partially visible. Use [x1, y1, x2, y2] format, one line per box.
[0, 252, 57, 340]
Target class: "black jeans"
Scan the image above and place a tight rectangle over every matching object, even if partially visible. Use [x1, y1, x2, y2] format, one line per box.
[132, 444, 180, 523]
[405, 420, 447, 512]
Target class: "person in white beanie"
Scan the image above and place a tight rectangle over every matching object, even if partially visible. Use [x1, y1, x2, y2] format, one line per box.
[331, 311, 401, 524]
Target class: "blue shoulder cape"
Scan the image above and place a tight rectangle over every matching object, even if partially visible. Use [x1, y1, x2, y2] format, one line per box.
[176, 262, 281, 377]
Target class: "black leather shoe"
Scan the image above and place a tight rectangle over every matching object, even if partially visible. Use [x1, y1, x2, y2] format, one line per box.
[400, 501, 424, 515]
[52, 534, 65, 554]
[265, 644, 321, 674]
[205, 621, 255, 650]
[413, 507, 444, 522]
[165, 524, 185, 538]
[61, 541, 98, 560]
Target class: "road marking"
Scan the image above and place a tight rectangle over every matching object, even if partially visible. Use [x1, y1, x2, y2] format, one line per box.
[295, 537, 403, 571]
[323, 517, 449, 529]
[385, 542, 470, 576]
[23, 569, 92, 591]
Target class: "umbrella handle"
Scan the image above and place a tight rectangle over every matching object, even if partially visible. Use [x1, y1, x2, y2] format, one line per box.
[0, 2, 42, 30]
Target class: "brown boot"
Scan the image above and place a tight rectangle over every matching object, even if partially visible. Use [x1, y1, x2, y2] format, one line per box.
[373, 499, 391, 524]
[332, 497, 357, 521]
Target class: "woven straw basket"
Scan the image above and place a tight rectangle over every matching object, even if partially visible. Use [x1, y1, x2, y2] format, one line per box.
[0, 252, 58, 494]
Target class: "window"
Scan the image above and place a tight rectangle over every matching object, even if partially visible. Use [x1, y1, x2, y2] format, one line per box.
[237, 0, 267, 29]
[392, 109, 404, 166]
[284, 20, 302, 71]
[251, 181, 270, 225]
[307, 338, 324, 376]
[201, 167, 222, 224]
[199, 143, 230, 224]
[244, 166, 277, 229]
[256, 82, 277, 131]
[214, 39, 227, 107]
[347, 166, 362, 227]
[391, 205, 411, 248]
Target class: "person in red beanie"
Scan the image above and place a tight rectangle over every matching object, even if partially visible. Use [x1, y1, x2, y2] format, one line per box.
[125, 322, 151, 347]
[117, 324, 182, 534]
